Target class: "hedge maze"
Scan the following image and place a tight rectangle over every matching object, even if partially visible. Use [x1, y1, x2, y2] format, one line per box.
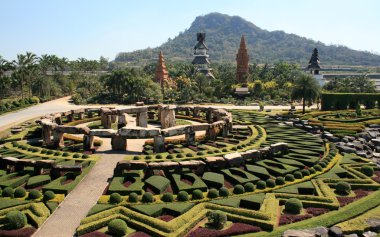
[75, 110, 380, 237]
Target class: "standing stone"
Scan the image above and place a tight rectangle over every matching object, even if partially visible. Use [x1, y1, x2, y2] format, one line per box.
[83, 135, 94, 150]
[54, 116, 62, 125]
[185, 108, 190, 116]
[67, 114, 74, 122]
[53, 131, 65, 148]
[42, 125, 52, 144]
[118, 113, 128, 129]
[111, 115, 117, 123]
[160, 107, 176, 129]
[154, 135, 165, 153]
[206, 109, 213, 123]
[87, 111, 93, 118]
[206, 126, 220, 140]
[136, 102, 144, 106]
[79, 112, 85, 120]
[185, 129, 196, 146]
[193, 108, 200, 118]
[111, 135, 127, 151]
[222, 124, 229, 137]
[136, 111, 148, 128]
[147, 111, 155, 120]
[103, 115, 112, 129]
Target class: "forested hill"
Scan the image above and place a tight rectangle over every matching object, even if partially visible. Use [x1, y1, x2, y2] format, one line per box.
[115, 12, 380, 66]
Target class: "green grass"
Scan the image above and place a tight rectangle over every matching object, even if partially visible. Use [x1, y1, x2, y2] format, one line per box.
[145, 175, 171, 194]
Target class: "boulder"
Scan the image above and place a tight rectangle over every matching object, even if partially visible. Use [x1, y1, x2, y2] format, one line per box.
[363, 231, 377, 237]
[223, 152, 243, 167]
[329, 226, 343, 237]
[205, 156, 226, 168]
[367, 218, 380, 232]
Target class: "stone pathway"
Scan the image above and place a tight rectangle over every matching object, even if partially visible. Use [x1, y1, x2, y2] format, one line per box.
[33, 139, 125, 237]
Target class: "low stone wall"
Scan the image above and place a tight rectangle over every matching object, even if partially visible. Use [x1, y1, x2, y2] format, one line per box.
[36, 105, 233, 152]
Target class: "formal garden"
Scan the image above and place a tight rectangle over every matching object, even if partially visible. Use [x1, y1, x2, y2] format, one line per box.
[1, 101, 379, 236]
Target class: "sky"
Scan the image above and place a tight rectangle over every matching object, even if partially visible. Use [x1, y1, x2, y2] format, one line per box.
[1, 0, 379, 61]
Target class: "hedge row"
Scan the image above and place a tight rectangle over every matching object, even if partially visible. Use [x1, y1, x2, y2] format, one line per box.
[321, 93, 380, 111]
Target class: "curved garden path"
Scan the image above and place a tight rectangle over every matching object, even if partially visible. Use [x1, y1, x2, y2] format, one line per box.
[0, 97, 316, 236]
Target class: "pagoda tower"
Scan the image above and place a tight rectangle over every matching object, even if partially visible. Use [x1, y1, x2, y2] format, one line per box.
[307, 48, 321, 75]
[192, 32, 215, 79]
[236, 35, 249, 83]
[155, 51, 169, 88]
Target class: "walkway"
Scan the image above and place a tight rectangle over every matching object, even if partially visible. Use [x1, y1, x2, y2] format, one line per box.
[33, 139, 125, 237]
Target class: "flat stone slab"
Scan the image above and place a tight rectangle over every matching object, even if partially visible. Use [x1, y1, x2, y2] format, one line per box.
[118, 127, 161, 138]
[89, 129, 117, 136]
[161, 125, 191, 137]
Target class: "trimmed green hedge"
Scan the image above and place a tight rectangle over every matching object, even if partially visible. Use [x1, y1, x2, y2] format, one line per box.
[321, 93, 380, 110]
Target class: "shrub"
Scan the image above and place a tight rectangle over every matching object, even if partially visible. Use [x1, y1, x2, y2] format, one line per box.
[176, 154, 183, 158]
[161, 193, 174, 202]
[276, 177, 285, 185]
[301, 169, 310, 177]
[257, 180, 267, 189]
[62, 152, 70, 157]
[192, 189, 204, 200]
[128, 193, 139, 203]
[2, 187, 14, 197]
[6, 211, 27, 229]
[46, 150, 54, 155]
[14, 187, 26, 198]
[266, 179, 276, 188]
[54, 151, 62, 156]
[285, 174, 295, 182]
[166, 154, 174, 159]
[177, 191, 189, 201]
[108, 219, 128, 236]
[219, 187, 229, 197]
[109, 193, 122, 204]
[142, 192, 154, 203]
[73, 153, 81, 158]
[314, 165, 323, 172]
[197, 151, 205, 155]
[309, 167, 316, 174]
[41, 149, 48, 154]
[284, 198, 303, 214]
[233, 184, 245, 194]
[207, 188, 219, 198]
[361, 165, 374, 177]
[28, 190, 42, 199]
[207, 210, 227, 229]
[336, 182, 351, 195]
[294, 171, 303, 179]
[186, 153, 194, 157]
[133, 155, 140, 160]
[319, 161, 327, 168]
[244, 182, 255, 192]
[156, 154, 163, 159]
[82, 154, 89, 159]
[222, 148, 228, 152]
[145, 155, 152, 160]
[43, 191, 55, 201]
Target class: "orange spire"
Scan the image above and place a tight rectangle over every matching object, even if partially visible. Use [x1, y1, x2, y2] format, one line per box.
[236, 35, 249, 83]
[155, 51, 168, 86]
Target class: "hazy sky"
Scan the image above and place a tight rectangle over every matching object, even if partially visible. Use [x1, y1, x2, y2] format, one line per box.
[1, 0, 379, 61]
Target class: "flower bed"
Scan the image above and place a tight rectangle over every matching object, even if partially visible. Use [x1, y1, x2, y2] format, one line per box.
[187, 223, 262, 237]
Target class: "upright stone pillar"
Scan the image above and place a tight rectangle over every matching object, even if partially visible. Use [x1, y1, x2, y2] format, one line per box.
[206, 126, 219, 140]
[118, 113, 128, 129]
[185, 128, 196, 146]
[206, 109, 213, 123]
[154, 135, 165, 153]
[136, 112, 148, 128]
[42, 125, 52, 145]
[111, 115, 117, 123]
[111, 135, 127, 151]
[222, 124, 229, 137]
[160, 107, 176, 129]
[193, 108, 199, 118]
[102, 115, 112, 129]
[87, 111, 93, 118]
[185, 108, 190, 116]
[79, 112, 85, 120]
[54, 115, 62, 125]
[67, 113, 74, 122]
[83, 135, 94, 150]
[53, 131, 65, 148]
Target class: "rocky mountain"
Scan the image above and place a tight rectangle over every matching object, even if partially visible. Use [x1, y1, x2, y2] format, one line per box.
[115, 12, 380, 66]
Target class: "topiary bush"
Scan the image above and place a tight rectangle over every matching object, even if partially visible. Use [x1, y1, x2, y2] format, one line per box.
[301, 169, 310, 177]
[62, 152, 70, 157]
[284, 198, 303, 214]
[6, 210, 27, 229]
[43, 191, 55, 201]
[109, 193, 122, 204]
[161, 193, 173, 202]
[314, 164, 323, 172]
[233, 184, 245, 194]
[276, 177, 285, 185]
[294, 171, 303, 179]
[257, 180, 267, 189]
[192, 189, 204, 200]
[207, 188, 219, 198]
[82, 154, 90, 159]
[207, 210, 227, 229]
[166, 154, 174, 159]
[73, 153, 81, 158]
[361, 165, 374, 177]
[108, 219, 128, 236]
[128, 193, 139, 203]
[14, 187, 26, 198]
[219, 187, 229, 197]
[2, 187, 14, 198]
[309, 167, 316, 174]
[177, 191, 189, 201]
[244, 182, 255, 192]
[285, 174, 295, 182]
[142, 192, 154, 203]
[319, 161, 327, 168]
[336, 182, 351, 195]
[28, 190, 42, 199]
[54, 151, 62, 156]
[266, 179, 276, 188]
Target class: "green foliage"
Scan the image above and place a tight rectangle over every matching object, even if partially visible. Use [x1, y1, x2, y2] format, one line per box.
[324, 76, 376, 93]
[257, 180, 267, 189]
[177, 191, 189, 201]
[219, 187, 229, 197]
[284, 198, 303, 214]
[14, 187, 26, 198]
[233, 184, 245, 194]
[142, 192, 154, 203]
[2, 187, 14, 197]
[276, 177, 285, 185]
[128, 193, 139, 203]
[207, 188, 219, 198]
[161, 193, 174, 202]
[266, 179, 276, 188]
[244, 182, 255, 192]
[206, 210, 227, 229]
[294, 171, 303, 179]
[336, 182, 351, 195]
[108, 219, 128, 236]
[321, 93, 380, 110]
[6, 210, 27, 229]
[109, 193, 122, 204]
[43, 191, 55, 201]
[28, 190, 42, 199]
[192, 189, 204, 200]
[314, 165, 323, 172]
[361, 165, 374, 177]
[301, 169, 311, 177]
[285, 174, 295, 182]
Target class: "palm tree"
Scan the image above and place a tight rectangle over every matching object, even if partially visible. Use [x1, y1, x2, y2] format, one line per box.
[291, 72, 321, 113]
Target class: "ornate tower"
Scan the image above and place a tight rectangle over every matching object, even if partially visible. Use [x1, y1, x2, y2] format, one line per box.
[155, 51, 169, 88]
[192, 32, 215, 79]
[308, 48, 321, 75]
[236, 35, 249, 84]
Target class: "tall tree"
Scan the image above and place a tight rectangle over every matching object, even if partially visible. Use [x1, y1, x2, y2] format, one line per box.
[291, 72, 321, 113]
